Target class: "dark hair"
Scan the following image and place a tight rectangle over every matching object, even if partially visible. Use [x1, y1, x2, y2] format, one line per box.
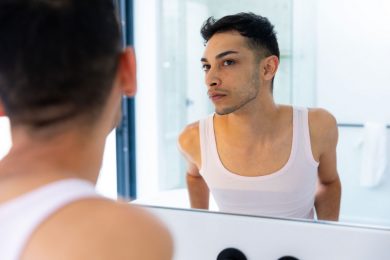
[0, 0, 122, 129]
[200, 12, 279, 60]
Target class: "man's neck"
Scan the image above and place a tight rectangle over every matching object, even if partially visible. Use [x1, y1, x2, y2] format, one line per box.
[0, 127, 106, 184]
[215, 93, 283, 139]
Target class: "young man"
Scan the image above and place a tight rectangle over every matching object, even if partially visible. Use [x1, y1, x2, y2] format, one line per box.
[179, 13, 341, 221]
[0, 1, 172, 259]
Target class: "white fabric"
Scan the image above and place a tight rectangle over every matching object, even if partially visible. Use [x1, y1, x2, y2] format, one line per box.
[199, 107, 319, 219]
[0, 178, 99, 260]
[360, 122, 388, 187]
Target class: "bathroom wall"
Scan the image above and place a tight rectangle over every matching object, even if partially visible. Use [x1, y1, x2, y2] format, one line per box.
[315, 0, 390, 225]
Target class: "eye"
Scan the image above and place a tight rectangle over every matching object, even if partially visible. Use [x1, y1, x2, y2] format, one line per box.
[223, 60, 235, 66]
[202, 64, 211, 71]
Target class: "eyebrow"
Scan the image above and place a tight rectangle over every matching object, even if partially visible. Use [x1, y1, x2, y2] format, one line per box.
[201, 50, 239, 62]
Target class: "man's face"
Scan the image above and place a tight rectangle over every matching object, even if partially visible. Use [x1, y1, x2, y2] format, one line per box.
[201, 31, 261, 115]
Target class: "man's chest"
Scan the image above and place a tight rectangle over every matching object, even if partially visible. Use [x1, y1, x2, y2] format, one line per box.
[215, 135, 293, 177]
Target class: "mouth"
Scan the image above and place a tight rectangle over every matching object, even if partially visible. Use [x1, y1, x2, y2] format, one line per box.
[208, 92, 227, 102]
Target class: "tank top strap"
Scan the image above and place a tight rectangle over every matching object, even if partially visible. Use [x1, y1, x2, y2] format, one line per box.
[199, 114, 214, 173]
[294, 107, 319, 166]
[0, 178, 99, 260]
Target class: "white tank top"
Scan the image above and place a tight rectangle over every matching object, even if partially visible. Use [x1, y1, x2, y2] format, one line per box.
[199, 107, 319, 219]
[0, 178, 100, 260]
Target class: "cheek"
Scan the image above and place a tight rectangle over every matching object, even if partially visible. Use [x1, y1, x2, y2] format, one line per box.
[231, 71, 256, 89]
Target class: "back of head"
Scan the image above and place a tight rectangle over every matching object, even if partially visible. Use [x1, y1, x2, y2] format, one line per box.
[200, 12, 280, 61]
[0, 0, 122, 131]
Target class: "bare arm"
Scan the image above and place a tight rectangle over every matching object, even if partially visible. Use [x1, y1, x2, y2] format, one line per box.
[178, 122, 210, 210]
[186, 162, 209, 209]
[310, 109, 342, 221]
[316, 150, 342, 221]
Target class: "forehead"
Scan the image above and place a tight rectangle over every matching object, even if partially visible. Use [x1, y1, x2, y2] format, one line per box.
[203, 31, 251, 59]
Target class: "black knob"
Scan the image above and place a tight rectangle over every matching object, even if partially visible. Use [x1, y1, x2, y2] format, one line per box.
[217, 248, 247, 260]
[278, 256, 299, 260]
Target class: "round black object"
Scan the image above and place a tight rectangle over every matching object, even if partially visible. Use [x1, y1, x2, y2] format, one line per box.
[278, 256, 299, 260]
[217, 248, 247, 260]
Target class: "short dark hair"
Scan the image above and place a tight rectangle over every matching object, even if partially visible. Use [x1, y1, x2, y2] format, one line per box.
[200, 12, 280, 60]
[0, 0, 122, 129]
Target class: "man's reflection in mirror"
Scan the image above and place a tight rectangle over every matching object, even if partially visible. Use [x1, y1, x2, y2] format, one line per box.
[178, 12, 341, 221]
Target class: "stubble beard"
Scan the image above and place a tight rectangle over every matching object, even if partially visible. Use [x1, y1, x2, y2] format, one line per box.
[214, 70, 260, 116]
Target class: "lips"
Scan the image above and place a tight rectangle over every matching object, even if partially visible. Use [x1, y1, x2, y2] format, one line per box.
[208, 91, 227, 101]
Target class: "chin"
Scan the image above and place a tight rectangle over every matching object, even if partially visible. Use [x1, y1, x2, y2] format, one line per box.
[215, 107, 234, 116]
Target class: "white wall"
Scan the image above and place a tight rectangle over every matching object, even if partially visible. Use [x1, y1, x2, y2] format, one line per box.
[315, 0, 390, 225]
[185, 1, 210, 124]
[316, 0, 390, 123]
[134, 0, 160, 198]
[337, 128, 390, 225]
[292, 0, 317, 106]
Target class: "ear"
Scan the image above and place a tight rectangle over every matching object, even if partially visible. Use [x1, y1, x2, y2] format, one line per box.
[0, 99, 5, 117]
[118, 47, 137, 97]
[262, 55, 279, 81]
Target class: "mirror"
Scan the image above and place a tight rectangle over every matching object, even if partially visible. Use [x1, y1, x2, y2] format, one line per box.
[133, 0, 390, 227]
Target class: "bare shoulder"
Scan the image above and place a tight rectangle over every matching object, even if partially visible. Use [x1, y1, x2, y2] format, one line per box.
[80, 199, 173, 259]
[308, 108, 338, 134]
[178, 121, 199, 153]
[23, 198, 173, 260]
[178, 121, 200, 166]
[308, 108, 339, 150]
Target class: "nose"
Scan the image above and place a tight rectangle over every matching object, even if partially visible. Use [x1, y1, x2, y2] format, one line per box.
[205, 69, 221, 89]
